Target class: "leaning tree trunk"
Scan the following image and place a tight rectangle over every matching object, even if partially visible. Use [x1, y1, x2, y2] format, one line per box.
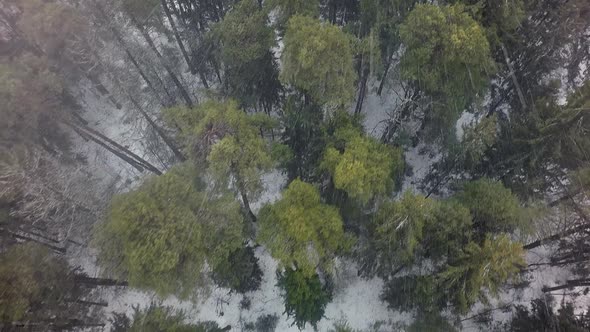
[127, 93, 186, 162]
[161, 0, 195, 75]
[130, 15, 195, 108]
[543, 278, 590, 292]
[66, 118, 162, 175]
[236, 177, 256, 222]
[74, 274, 129, 287]
[354, 70, 369, 115]
[377, 54, 393, 96]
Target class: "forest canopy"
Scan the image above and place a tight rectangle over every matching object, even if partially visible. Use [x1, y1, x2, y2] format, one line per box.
[0, 0, 589, 330]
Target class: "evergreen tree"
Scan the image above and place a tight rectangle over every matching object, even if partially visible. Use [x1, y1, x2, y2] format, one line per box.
[164, 100, 274, 220]
[440, 234, 525, 314]
[281, 15, 357, 108]
[322, 132, 403, 204]
[0, 243, 93, 325]
[94, 164, 243, 299]
[211, 246, 263, 293]
[457, 178, 526, 235]
[267, 0, 320, 30]
[216, 0, 281, 113]
[373, 192, 436, 272]
[399, 4, 495, 132]
[277, 268, 332, 330]
[258, 180, 348, 276]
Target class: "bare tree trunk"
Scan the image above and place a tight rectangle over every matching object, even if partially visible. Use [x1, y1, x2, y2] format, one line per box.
[67, 299, 109, 307]
[127, 94, 186, 161]
[1, 228, 66, 253]
[74, 274, 129, 287]
[501, 43, 527, 111]
[66, 120, 162, 175]
[525, 178, 590, 250]
[130, 15, 195, 108]
[236, 178, 256, 222]
[161, 0, 195, 74]
[543, 278, 590, 292]
[5, 321, 105, 329]
[354, 72, 368, 115]
[377, 55, 393, 96]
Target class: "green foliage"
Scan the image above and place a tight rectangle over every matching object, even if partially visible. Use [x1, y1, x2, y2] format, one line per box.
[217, 0, 274, 66]
[440, 234, 525, 314]
[95, 164, 243, 299]
[281, 15, 357, 107]
[216, 0, 281, 111]
[258, 180, 347, 276]
[0, 243, 76, 322]
[211, 246, 263, 293]
[277, 269, 332, 330]
[267, 0, 319, 29]
[322, 133, 403, 203]
[164, 100, 273, 202]
[280, 95, 327, 181]
[424, 199, 472, 260]
[399, 4, 494, 112]
[128, 304, 224, 332]
[457, 178, 525, 234]
[461, 114, 498, 168]
[373, 192, 436, 270]
[454, 0, 525, 46]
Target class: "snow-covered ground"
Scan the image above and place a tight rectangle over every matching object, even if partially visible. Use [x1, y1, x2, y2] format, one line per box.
[63, 29, 590, 332]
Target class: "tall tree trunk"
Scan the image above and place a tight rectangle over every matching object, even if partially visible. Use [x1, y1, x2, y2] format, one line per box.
[127, 94, 186, 161]
[7, 320, 105, 329]
[98, 6, 166, 107]
[236, 177, 256, 222]
[377, 54, 393, 96]
[66, 120, 162, 175]
[67, 299, 108, 307]
[161, 0, 195, 74]
[525, 177, 590, 250]
[86, 73, 123, 109]
[74, 274, 129, 287]
[130, 15, 195, 107]
[543, 278, 590, 292]
[329, 0, 337, 24]
[1, 228, 66, 253]
[354, 72, 369, 115]
[501, 43, 528, 111]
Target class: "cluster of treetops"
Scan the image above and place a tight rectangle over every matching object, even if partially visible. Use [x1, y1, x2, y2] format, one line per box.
[0, 0, 589, 330]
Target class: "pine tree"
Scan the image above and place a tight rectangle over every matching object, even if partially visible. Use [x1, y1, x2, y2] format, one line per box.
[258, 180, 348, 276]
[164, 100, 274, 221]
[440, 234, 525, 314]
[373, 192, 436, 272]
[94, 164, 243, 299]
[457, 178, 526, 235]
[281, 15, 357, 108]
[399, 4, 495, 131]
[321, 132, 403, 204]
[277, 268, 332, 330]
[216, 0, 281, 113]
